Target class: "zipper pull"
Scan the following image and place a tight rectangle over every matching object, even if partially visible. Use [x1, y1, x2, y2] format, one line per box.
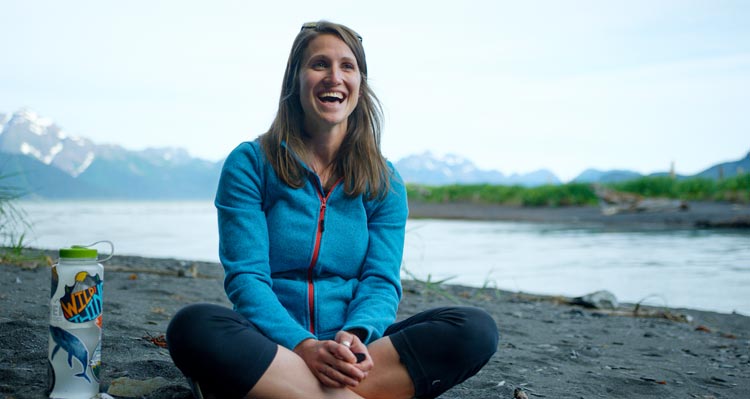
[319, 202, 326, 232]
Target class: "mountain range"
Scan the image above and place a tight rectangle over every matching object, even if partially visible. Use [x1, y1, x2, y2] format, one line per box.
[1, 109, 747, 199]
[0, 109, 221, 199]
[394, 152, 560, 186]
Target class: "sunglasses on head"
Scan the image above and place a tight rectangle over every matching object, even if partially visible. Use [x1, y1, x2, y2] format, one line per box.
[300, 22, 363, 42]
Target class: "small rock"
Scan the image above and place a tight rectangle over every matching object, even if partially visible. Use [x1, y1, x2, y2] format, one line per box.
[567, 309, 586, 317]
[513, 387, 529, 399]
[572, 290, 618, 310]
[177, 263, 199, 278]
[107, 377, 170, 397]
[536, 344, 558, 352]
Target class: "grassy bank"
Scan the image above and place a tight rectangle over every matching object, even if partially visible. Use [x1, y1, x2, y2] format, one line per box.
[406, 174, 750, 207]
[609, 174, 750, 202]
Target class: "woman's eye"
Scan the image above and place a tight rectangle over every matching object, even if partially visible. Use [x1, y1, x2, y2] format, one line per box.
[342, 63, 356, 71]
[312, 61, 327, 69]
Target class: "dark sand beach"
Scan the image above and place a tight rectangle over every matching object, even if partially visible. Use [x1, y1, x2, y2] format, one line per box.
[2, 202, 749, 398]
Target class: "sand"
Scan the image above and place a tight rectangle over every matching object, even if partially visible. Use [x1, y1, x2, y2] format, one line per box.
[1, 202, 749, 398]
[1, 252, 748, 398]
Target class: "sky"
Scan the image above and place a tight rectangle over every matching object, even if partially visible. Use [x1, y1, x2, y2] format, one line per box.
[2, 0, 749, 182]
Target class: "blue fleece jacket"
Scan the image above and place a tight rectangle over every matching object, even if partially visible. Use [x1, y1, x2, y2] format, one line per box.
[215, 140, 408, 350]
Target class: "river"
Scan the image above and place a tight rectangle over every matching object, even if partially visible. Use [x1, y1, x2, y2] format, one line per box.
[14, 200, 750, 315]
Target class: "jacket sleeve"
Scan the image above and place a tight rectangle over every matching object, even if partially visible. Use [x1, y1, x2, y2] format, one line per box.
[342, 166, 408, 343]
[215, 142, 315, 350]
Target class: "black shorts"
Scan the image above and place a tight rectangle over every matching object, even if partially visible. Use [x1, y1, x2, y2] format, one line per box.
[167, 304, 498, 399]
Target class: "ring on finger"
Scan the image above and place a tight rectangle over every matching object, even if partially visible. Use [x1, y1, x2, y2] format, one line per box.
[341, 340, 352, 348]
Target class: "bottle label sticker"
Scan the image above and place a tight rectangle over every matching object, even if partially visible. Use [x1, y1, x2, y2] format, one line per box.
[59, 272, 103, 323]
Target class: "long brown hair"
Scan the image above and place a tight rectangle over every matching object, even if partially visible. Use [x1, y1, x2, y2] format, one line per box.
[260, 21, 390, 199]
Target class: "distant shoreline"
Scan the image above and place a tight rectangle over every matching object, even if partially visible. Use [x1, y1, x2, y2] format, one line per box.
[15, 198, 750, 229]
[17, 198, 750, 227]
[407, 200, 750, 229]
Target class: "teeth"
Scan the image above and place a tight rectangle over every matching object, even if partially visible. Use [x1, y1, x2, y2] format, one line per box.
[319, 92, 344, 100]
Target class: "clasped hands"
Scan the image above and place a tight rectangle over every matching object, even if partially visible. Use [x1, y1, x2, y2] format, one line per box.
[293, 330, 373, 388]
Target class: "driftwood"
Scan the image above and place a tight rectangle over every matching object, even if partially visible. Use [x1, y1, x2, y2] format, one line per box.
[513, 291, 694, 323]
[588, 307, 693, 323]
[593, 185, 688, 215]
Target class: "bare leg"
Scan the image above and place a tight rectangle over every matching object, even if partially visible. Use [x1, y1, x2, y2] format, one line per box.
[246, 345, 365, 399]
[350, 337, 415, 399]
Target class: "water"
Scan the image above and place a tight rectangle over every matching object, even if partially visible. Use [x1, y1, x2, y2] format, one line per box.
[17, 201, 219, 262]
[15, 200, 750, 315]
[405, 220, 750, 315]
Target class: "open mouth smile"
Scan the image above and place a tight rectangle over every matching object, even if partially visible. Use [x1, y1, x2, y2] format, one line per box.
[317, 91, 345, 104]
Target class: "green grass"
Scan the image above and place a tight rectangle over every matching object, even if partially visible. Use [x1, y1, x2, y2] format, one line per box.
[401, 266, 461, 303]
[406, 174, 750, 206]
[406, 183, 598, 207]
[401, 265, 505, 303]
[609, 174, 750, 202]
[0, 173, 48, 266]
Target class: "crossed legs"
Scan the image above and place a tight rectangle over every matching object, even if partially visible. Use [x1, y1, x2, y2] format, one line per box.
[247, 337, 412, 399]
[167, 304, 498, 399]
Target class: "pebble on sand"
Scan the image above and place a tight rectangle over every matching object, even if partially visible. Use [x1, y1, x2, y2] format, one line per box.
[107, 377, 171, 397]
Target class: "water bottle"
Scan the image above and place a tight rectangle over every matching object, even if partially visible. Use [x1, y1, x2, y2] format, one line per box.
[48, 242, 113, 399]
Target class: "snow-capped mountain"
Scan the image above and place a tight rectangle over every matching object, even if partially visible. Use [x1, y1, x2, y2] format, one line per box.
[0, 109, 96, 177]
[0, 109, 206, 178]
[6, 108, 742, 199]
[395, 152, 561, 186]
[0, 108, 223, 199]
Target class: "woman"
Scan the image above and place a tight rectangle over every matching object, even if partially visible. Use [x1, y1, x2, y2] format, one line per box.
[166, 21, 499, 399]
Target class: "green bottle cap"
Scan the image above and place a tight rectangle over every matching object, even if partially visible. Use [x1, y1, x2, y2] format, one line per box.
[59, 246, 98, 259]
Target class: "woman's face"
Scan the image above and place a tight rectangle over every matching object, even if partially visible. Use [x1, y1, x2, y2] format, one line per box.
[298, 34, 361, 134]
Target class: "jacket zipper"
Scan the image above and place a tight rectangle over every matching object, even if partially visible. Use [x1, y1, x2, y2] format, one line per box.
[306, 179, 342, 333]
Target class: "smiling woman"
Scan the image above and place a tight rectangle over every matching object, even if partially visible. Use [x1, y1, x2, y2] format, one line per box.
[165, 21, 498, 399]
[297, 34, 363, 188]
[262, 21, 389, 199]
[299, 35, 361, 134]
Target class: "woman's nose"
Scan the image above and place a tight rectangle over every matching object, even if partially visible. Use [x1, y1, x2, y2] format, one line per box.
[326, 66, 343, 84]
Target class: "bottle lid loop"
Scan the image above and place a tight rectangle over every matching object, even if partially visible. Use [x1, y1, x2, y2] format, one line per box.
[88, 240, 115, 262]
[60, 241, 115, 262]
